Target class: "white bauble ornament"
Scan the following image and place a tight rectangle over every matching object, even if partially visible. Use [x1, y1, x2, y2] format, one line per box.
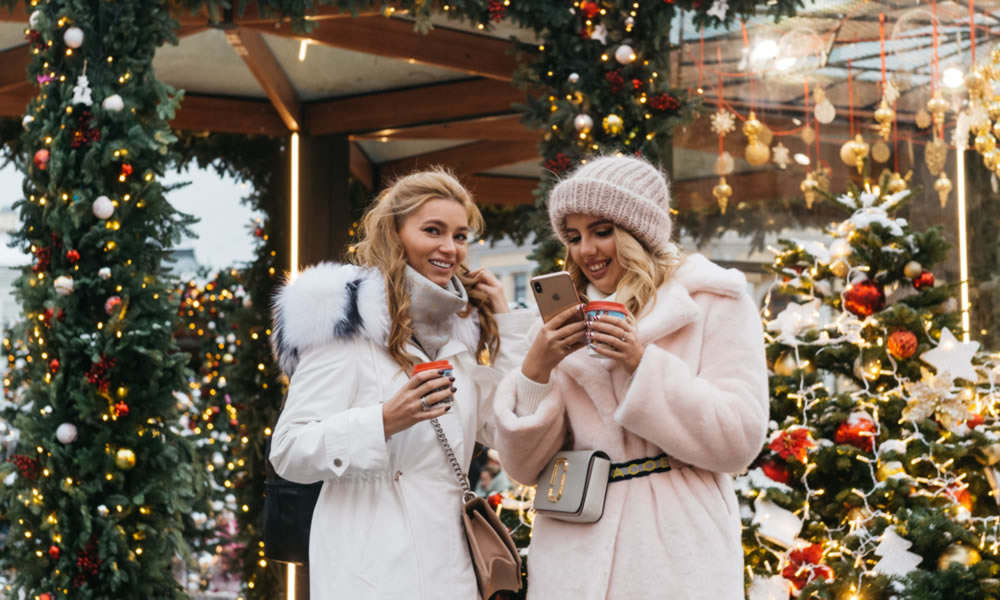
[614, 44, 636, 65]
[29, 10, 42, 29]
[97, 504, 109, 517]
[625, 16, 635, 28]
[573, 113, 594, 133]
[212, 452, 225, 468]
[98, 267, 111, 280]
[713, 151, 735, 176]
[567, 72, 580, 84]
[22, 115, 33, 130]
[102, 94, 124, 113]
[815, 99, 836, 124]
[53, 275, 74, 296]
[92, 195, 114, 219]
[56, 422, 78, 444]
[63, 27, 84, 49]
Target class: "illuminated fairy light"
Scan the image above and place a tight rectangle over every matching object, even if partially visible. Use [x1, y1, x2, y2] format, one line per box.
[956, 149, 970, 341]
[290, 132, 300, 279]
[287, 563, 296, 599]
[298, 40, 309, 62]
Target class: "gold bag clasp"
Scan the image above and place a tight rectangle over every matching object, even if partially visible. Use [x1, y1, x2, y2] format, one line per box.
[547, 457, 569, 502]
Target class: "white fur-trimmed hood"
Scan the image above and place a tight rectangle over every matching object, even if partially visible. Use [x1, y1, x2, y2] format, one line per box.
[270, 262, 481, 375]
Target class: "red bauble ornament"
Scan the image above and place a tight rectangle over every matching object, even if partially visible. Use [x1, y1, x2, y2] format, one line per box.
[760, 459, 791, 485]
[254, 227, 264, 238]
[114, 401, 129, 417]
[967, 414, 985, 429]
[34, 148, 50, 170]
[835, 414, 875, 452]
[48, 545, 60, 559]
[42, 308, 55, 327]
[49, 359, 60, 373]
[487, 492, 503, 509]
[913, 270, 935, 290]
[104, 295, 122, 315]
[631, 78, 643, 89]
[843, 280, 885, 317]
[580, 1, 601, 18]
[887, 330, 918, 359]
[39, 594, 53, 600]
[66, 249, 80, 263]
[119, 163, 133, 177]
[782, 543, 833, 590]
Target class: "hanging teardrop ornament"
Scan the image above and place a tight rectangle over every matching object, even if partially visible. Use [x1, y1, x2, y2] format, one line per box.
[915, 109, 932, 129]
[935, 171, 952, 208]
[872, 139, 890, 163]
[801, 174, 819, 209]
[713, 176, 732, 214]
[927, 90, 950, 130]
[874, 98, 895, 141]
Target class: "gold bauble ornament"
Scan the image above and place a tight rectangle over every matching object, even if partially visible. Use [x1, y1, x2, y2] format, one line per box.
[874, 98, 895, 141]
[801, 175, 819, 209]
[745, 141, 770, 166]
[966, 70, 988, 97]
[984, 149, 1000, 171]
[974, 133, 996, 154]
[989, 100, 1000, 122]
[830, 259, 849, 278]
[925, 138, 948, 176]
[903, 260, 923, 279]
[846, 506, 871, 525]
[876, 460, 906, 481]
[938, 543, 981, 570]
[742, 111, 763, 141]
[927, 90, 950, 128]
[759, 124, 773, 146]
[115, 448, 136, 470]
[839, 134, 869, 174]
[840, 139, 857, 166]
[888, 171, 908, 193]
[915, 109, 932, 129]
[712, 177, 732, 214]
[602, 114, 624, 135]
[992, 121, 1000, 141]
[872, 140, 890, 163]
[855, 355, 882, 382]
[935, 172, 953, 208]
[773, 351, 798, 377]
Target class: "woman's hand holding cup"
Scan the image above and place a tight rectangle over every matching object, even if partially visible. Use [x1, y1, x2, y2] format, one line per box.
[585, 303, 642, 373]
[382, 362, 456, 437]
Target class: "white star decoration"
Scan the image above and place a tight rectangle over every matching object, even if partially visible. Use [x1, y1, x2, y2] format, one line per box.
[590, 24, 608, 45]
[710, 110, 735, 136]
[767, 299, 820, 341]
[772, 143, 790, 170]
[920, 327, 980, 383]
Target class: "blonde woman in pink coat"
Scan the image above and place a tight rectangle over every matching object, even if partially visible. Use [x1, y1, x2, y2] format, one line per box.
[492, 155, 769, 599]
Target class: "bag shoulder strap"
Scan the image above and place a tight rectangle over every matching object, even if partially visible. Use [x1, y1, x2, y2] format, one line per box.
[430, 417, 476, 503]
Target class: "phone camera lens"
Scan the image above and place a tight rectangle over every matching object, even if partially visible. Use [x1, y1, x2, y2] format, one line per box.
[533, 282, 542, 293]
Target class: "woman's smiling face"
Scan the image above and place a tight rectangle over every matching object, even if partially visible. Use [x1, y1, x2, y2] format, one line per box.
[564, 214, 622, 294]
[397, 198, 470, 287]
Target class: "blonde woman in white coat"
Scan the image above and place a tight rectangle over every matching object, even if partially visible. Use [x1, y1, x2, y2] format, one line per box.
[270, 169, 533, 599]
[493, 155, 769, 599]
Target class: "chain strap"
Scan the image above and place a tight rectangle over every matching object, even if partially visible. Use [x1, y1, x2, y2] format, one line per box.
[430, 416, 477, 503]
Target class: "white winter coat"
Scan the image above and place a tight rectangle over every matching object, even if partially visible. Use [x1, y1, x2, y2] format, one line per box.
[269, 263, 533, 600]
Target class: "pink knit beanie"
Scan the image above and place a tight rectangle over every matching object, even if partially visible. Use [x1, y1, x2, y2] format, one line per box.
[548, 155, 672, 253]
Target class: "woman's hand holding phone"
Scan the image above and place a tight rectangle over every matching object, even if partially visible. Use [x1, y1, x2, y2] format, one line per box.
[521, 303, 587, 384]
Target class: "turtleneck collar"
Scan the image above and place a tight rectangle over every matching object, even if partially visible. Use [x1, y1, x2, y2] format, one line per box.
[404, 265, 470, 360]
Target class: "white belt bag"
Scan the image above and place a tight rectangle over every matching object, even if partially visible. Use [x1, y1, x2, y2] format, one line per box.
[533, 450, 611, 523]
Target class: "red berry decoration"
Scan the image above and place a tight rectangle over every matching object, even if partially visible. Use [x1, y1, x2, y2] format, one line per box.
[65, 249, 80, 263]
[887, 330, 918, 359]
[49, 358, 60, 373]
[843, 280, 885, 317]
[580, 1, 600, 18]
[760, 459, 791, 485]
[835, 414, 876, 452]
[113, 401, 129, 417]
[48, 545, 60, 560]
[913, 270, 935, 290]
[33, 148, 50, 170]
[104, 295, 123, 315]
[487, 492, 503, 509]
[487, 0, 505, 22]
[119, 163, 133, 177]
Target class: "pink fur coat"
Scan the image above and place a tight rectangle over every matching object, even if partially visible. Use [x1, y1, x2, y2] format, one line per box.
[493, 254, 768, 599]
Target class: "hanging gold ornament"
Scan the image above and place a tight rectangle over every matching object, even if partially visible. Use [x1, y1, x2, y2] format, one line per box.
[935, 172, 953, 208]
[839, 134, 869, 174]
[903, 260, 923, 279]
[115, 448, 136, 470]
[937, 543, 981, 570]
[876, 460, 906, 481]
[872, 140, 891, 163]
[801, 174, 819, 209]
[992, 121, 1000, 141]
[712, 176, 732, 214]
[759, 124, 773, 146]
[569, 90, 585, 105]
[874, 98, 895, 141]
[602, 114, 624, 135]
[801, 125, 816, 145]
[888, 171, 908, 193]
[975, 132, 997, 154]
[978, 443, 1000, 466]
[989, 99, 1000, 121]
[983, 149, 1000, 171]
[713, 151, 735, 176]
[840, 139, 857, 165]
[773, 351, 798, 376]
[915, 109, 932, 129]
[927, 90, 950, 129]
[813, 166, 831, 192]
[926, 138, 948, 176]
[966, 69, 988, 98]
[742, 111, 763, 141]
[745, 141, 770, 166]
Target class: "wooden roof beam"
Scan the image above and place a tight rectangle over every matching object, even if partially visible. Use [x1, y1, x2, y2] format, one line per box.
[243, 15, 519, 81]
[465, 175, 537, 206]
[307, 78, 523, 136]
[353, 114, 539, 142]
[350, 142, 375, 191]
[225, 28, 301, 132]
[170, 94, 286, 136]
[381, 140, 539, 183]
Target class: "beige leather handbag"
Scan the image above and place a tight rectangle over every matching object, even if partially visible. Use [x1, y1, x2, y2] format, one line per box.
[431, 418, 523, 599]
[534, 450, 611, 523]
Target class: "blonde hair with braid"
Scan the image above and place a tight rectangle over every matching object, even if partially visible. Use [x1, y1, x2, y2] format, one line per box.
[351, 168, 499, 371]
[565, 227, 684, 319]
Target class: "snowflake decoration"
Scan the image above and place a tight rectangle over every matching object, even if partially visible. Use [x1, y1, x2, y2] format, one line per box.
[772, 142, 790, 170]
[902, 367, 973, 433]
[883, 80, 900, 105]
[710, 110, 735, 136]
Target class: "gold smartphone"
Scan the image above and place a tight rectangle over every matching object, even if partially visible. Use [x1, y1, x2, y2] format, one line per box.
[531, 272, 583, 323]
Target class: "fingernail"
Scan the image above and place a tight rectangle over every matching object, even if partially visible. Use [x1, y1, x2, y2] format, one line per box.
[451, 387, 457, 393]
[448, 376, 456, 382]
[445, 406, 451, 412]
[438, 370, 448, 375]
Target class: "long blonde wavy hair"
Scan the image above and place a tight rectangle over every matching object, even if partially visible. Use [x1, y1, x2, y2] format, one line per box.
[352, 168, 499, 370]
[565, 227, 684, 319]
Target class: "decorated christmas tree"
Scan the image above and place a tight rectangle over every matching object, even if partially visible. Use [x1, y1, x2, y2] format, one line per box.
[739, 169, 1000, 599]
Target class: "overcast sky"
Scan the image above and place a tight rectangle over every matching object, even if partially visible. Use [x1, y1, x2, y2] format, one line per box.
[0, 161, 257, 269]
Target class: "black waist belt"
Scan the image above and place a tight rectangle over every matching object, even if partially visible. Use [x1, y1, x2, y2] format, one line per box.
[609, 453, 672, 482]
